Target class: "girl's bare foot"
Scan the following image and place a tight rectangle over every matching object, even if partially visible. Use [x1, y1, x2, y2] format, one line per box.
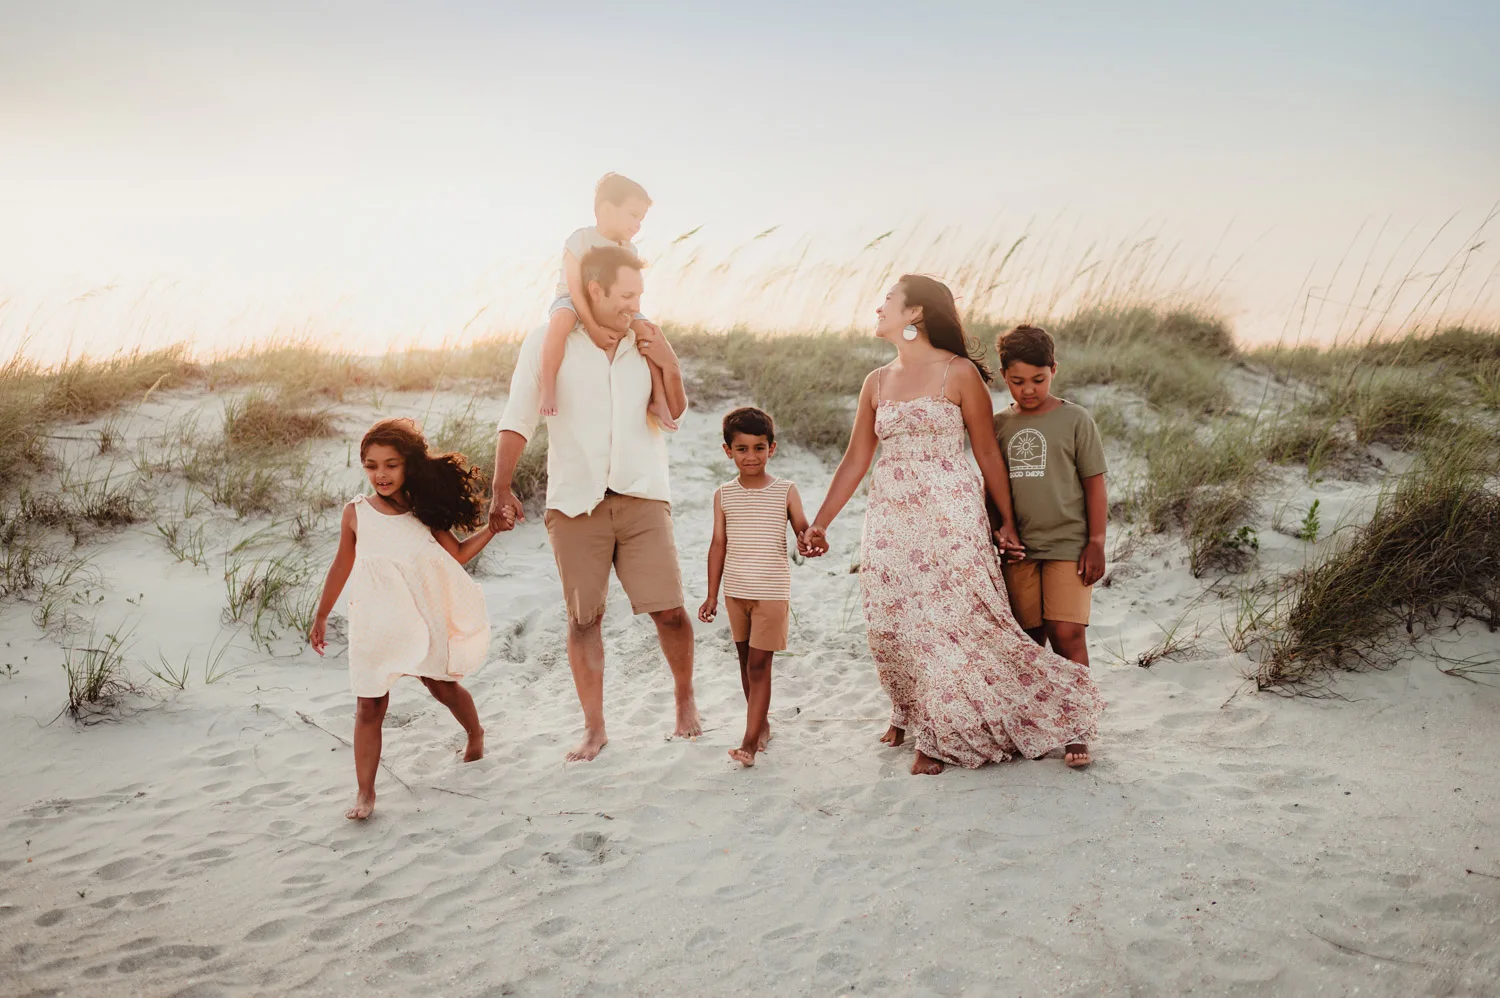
[566, 729, 608, 763]
[463, 731, 485, 763]
[345, 791, 376, 820]
[757, 723, 772, 752]
[728, 747, 756, 768]
[674, 698, 703, 738]
[911, 751, 944, 776]
[1065, 743, 1091, 768]
[879, 725, 905, 747]
[539, 388, 559, 417]
[648, 399, 679, 431]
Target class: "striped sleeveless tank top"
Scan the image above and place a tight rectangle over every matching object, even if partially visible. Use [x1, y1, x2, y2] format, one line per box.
[719, 477, 793, 600]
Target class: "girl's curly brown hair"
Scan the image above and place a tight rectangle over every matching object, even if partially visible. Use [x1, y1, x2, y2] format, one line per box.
[359, 418, 486, 533]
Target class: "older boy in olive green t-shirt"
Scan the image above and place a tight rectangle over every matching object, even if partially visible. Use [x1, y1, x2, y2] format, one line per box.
[991, 324, 1108, 670]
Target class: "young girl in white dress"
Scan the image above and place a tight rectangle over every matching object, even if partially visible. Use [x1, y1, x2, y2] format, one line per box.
[309, 418, 513, 820]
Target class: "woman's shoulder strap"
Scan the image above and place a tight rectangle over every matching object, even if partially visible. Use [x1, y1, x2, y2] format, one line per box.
[940, 353, 960, 393]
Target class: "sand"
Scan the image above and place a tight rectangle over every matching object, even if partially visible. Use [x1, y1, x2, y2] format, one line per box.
[1, 384, 1497, 997]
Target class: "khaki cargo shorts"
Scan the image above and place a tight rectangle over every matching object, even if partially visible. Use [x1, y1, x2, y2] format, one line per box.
[724, 596, 790, 652]
[1002, 558, 1093, 629]
[544, 494, 684, 627]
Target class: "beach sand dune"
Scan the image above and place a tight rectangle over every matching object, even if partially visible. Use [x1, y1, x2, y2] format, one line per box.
[1, 391, 1497, 996]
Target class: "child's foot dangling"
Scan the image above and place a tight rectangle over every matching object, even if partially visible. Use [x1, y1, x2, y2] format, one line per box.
[539, 388, 559, 418]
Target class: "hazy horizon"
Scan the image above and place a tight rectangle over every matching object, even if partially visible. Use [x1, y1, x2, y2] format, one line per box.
[3, 1, 1498, 362]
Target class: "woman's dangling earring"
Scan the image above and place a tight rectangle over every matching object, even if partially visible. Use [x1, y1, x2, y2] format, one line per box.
[902, 324, 920, 342]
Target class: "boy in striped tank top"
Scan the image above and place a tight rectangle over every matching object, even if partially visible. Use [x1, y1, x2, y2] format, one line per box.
[699, 407, 811, 767]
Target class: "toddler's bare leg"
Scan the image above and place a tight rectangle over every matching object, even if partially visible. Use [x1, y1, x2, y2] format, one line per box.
[539, 308, 577, 416]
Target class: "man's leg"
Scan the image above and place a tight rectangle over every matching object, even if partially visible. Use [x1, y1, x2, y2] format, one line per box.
[648, 606, 701, 737]
[565, 616, 609, 761]
[545, 506, 615, 762]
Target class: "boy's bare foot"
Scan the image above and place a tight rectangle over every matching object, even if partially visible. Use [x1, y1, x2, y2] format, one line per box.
[566, 729, 608, 762]
[674, 698, 702, 738]
[728, 747, 756, 767]
[879, 725, 905, 747]
[911, 751, 944, 776]
[1065, 743, 1091, 768]
[463, 730, 485, 763]
[539, 388, 559, 417]
[648, 399, 678, 431]
[345, 791, 376, 820]
[757, 723, 772, 752]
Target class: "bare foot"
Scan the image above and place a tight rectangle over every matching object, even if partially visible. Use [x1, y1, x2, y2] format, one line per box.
[463, 730, 485, 763]
[345, 791, 376, 820]
[757, 723, 772, 752]
[674, 699, 703, 738]
[728, 747, 756, 768]
[539, 388, 559, 418]
[649, 399, 679, 431]
[566, 729, 608, 762]
[879, 725, 905, 747]
[1065, 743, 1091, 768]
[911, 751, 944, 776]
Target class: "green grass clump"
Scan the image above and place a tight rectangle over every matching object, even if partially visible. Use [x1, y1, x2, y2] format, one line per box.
[1322, 368, 1454, 448]
[223, 391, 337, 450]
[1258, 430, 1500, 689]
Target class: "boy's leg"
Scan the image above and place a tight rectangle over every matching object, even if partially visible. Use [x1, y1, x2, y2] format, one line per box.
[731, 648, 774, 767]
[539, 307, 577, 415]
[734, 640, 751, 699]
[644, 353, 678, 430]
[420, 677, 485, 762]
[349, 694, 389, 819]
[1002, 560, 1045, 644]
[1038, 559, 1094, 768]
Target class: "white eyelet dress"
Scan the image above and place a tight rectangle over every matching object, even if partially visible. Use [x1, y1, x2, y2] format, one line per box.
[345, 495, 491, 698]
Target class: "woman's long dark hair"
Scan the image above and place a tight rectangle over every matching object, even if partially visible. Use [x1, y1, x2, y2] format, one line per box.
[899, 274, 992, 383]
[359, 418, 486, 532]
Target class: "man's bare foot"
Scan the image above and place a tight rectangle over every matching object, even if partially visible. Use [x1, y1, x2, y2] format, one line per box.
[879, 725, 905, 747]
[728, 747, 756, 768]
[566, 729, 608, 762]
[539, 388, 559, 418]
[345, 791, 376, 820]
[649, 399, 678, 431]
[911, 751, 944, 776]
[674, 699, 702, 738]
[1065, 743, 1091, 768]
[463, 730, 485, 763]
[757, 723, 772, 752]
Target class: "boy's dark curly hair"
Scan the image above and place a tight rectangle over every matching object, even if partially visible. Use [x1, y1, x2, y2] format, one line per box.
[722, 406, 775, 445]
[359, 418, 486, 533]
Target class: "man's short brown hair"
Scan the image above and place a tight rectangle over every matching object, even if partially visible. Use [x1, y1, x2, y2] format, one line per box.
[580, 245, 645, 294]
[998, 324, 1056, 369]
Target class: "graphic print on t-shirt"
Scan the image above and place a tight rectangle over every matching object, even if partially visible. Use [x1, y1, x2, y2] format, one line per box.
[1007, 428, 1047, 479]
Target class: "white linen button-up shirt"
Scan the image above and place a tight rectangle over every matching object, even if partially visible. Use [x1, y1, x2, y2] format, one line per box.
[497, 324, 674, 518]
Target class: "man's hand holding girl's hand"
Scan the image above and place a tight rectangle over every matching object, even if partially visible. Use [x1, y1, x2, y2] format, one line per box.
[488, 489, 523, 533]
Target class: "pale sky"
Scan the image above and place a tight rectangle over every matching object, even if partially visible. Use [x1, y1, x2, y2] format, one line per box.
[3, 1, 1497, 359]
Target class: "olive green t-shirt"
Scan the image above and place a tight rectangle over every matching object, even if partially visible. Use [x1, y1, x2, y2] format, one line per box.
[993, 399, 1107, 561]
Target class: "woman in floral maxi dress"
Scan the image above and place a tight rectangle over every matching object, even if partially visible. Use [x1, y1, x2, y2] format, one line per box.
[803, 275, 1104, 775]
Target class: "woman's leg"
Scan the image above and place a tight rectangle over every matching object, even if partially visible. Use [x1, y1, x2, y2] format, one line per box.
[539, 307, 577, 416]
[349, 694, 389, 819]
[421, 677, 485, 762]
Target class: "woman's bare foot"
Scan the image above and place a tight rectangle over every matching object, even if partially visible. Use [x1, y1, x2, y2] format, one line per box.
[674, 699, 703, 738]
[911, 751, 944, 776]
[649, 399, 679, 431]
[1065, 743, 1091, 768]
[757, 723, 772, 752]
[539, 387, 559, 418]
[879, 725, 905, 747]
[728, 747, 756, 768]
[463, 730, 485, 763]
[345, 791, 376, 820]
[566, 729, 608, 762]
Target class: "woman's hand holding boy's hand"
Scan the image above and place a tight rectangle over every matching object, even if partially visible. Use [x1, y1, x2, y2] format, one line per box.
[309, 617, 328, 656]
[799, 525, 829, 558]
[1077, 539, 1106, 586]
[992, 525, 1026, 562]
[697, 597, 718, 623]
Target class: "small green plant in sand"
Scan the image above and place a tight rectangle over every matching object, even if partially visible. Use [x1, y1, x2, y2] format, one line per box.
[61, 624, 139, 720]
[222, 550, 316, 647]
[1296, 499, 1322, 542]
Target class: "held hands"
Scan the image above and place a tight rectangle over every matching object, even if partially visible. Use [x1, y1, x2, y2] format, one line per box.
[633, 321, 676, 369]
[992, 525, 1027, 563]
[698, 596, 718, 623]
[488, 490, 523, 534]
[1077, 539, 1106, 586]
[799, 525, 830, 558]
[309, 616, 328, 656]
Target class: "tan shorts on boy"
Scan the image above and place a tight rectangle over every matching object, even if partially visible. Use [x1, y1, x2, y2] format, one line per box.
[1002, 559, 1093, 629]
[724, 596, 790, 652]
[543, 494, 684, 626]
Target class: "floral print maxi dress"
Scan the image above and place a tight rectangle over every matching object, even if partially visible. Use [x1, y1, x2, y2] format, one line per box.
[861, 394, 1105, 767]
